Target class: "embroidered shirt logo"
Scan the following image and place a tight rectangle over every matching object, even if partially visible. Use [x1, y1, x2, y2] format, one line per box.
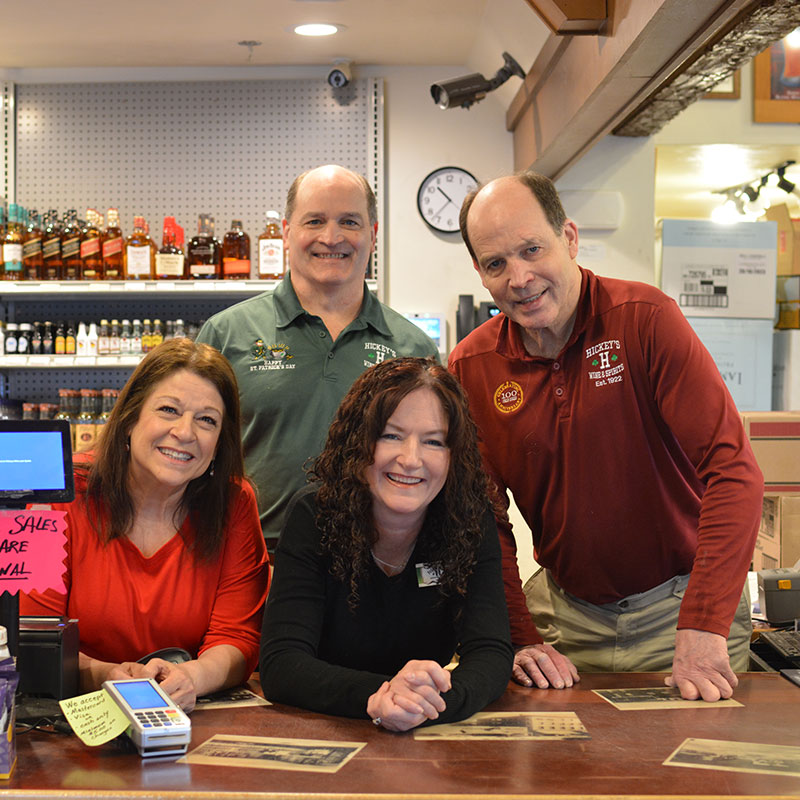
[493, 380, 523, 414]
[363, 342, 397, 368]
[249, 339, 296, 372]
[585, 339, 624, 387]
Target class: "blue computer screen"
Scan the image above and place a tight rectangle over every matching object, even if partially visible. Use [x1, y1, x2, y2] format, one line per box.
[0, 431, 66, 491]
[113, 680, 169, 710]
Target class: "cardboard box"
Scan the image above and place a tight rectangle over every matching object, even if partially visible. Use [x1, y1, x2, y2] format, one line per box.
[688, 317, 772, 411]
[661, 218, 777, 319]
[741, 411, 800, 491]
[779, 494, 800, 569]
[794, 218, 800, 275]
[764, 204, 795, 276]
[755, 495, 782, 571]
[772, 329, 800, 410]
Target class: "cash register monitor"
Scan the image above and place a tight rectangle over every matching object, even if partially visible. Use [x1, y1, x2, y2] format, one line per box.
[403, 313, 448, 358]
[0, 419, 74, 505]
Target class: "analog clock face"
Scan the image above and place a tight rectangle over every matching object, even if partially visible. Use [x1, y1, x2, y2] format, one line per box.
[417, 167, 479, 234]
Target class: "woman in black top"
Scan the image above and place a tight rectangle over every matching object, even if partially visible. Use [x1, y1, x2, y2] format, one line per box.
[260, 357, 513, 732]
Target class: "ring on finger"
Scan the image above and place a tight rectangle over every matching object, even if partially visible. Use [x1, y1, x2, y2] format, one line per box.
[372, 717, 382, 727]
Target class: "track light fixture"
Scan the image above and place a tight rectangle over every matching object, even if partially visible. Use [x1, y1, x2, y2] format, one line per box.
[712, 159, 798, 220]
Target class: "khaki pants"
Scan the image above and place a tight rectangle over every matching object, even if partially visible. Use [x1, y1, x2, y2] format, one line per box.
[523, 570, 752, 672]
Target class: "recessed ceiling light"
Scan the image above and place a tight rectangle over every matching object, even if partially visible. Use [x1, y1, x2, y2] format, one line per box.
[294, 23, 342, 37]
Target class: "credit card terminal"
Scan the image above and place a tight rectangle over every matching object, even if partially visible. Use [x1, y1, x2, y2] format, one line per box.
[102, 678, 191, 758]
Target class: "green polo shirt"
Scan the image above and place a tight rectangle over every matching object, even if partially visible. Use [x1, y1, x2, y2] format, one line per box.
[196, 274, 439, 546]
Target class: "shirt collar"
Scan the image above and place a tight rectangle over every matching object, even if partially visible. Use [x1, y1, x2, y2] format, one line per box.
[273, 270, 391, 336]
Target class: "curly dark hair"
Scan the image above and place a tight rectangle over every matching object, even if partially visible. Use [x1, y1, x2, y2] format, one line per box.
[309, 356, 494, 608]
[81, 337, 246, 562]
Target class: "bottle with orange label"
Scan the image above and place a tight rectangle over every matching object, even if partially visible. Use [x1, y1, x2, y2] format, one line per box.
[103, 208, 124, 280]
[124, 216, 155, 280]
[222, 219, 251, 279]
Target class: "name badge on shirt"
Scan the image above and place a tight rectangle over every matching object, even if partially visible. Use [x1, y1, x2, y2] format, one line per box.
[416, 563, 441, 588]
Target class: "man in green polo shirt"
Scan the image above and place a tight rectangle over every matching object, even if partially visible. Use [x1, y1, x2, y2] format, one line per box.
[197, 165, 438, 550]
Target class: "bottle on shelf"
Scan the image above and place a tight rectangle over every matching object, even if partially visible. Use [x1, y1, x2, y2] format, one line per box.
[4, 323, 18, 354]
[76, 322, 89, 355]
[87, 322, 98, 355]
[30, 322, 43, 355]
[124, 215, 155, 280]
[257, 210, 285, 280]
[141, 319, 153, 352]
[54, 321, 66, 355]
[97, 319, 109, 355]
[186, 214, 221, 279]
[109, 319, 121, 355]
[119, 319, 132, 354]
[155, 216, 186, 279]
[131, 319, 142, 354]
[2, 203, 24, 281]
[98, 388, 118, 427]
[174, 318, 186, 339]
[41, 321, 54, 355]
[151, 319, 164, 350]
[80, 208, 104, 280]
[23, 209, 44, 281]
[60, 210, 82, 280]
[222, 219, 251, 279]
[65, 321, 77, 355]
[74, 388, 98, 452]
[55, 388, 73, 447]
[103, 208, 124, 280]
[17, 322, 32, 355]
[42, 210, 62, 280]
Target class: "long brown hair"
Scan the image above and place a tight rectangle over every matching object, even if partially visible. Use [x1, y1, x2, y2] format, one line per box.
[83, 338, 245, 561]
[310, 356, 494, 607]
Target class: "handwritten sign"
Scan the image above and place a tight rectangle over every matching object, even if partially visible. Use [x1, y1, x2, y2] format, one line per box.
[59, 690, 130, 746]
[0, 510, 67, 594]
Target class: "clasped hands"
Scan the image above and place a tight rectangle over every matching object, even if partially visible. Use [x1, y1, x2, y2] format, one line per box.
[106, 658, 199, 712]
[366, 659, 451, 732]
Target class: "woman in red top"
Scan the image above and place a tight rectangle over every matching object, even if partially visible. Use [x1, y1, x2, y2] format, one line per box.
[22, 339, 269, 711]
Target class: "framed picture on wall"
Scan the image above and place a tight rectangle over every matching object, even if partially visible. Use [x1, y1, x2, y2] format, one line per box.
[753, 31, 800, 123]
[702, 70, 740, 100]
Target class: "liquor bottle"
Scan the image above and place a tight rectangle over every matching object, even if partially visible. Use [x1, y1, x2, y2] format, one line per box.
[119, 319, 132, 354]
[97, 319, 109, 355]
[86, 322, 98, 355]
[164, 319, 175, 341]
[222, 219, 251, 279]
[151, 319, 164, 350]
[42, 321, 54, 355]
[98, 388, 118, 427]
[65, 321, 77, 355]
[74, 388, 98, 452]
[257, 210, 285, 279]
[23, 209, 44, 281]
[186, 214, 221, 279]
[103, 208, 124, 280]
[4, 323, 18, 353]
[155, 216, 185, 279]
[76, 322, 89, 355]
[131, 319, 142, 354]
[108, 319, 121, 354]
[124, 216, 155, 280]
[42, 210, 62, 281]
[80, 208, 103, 280]
[1, 204, 24, 281]
[60, 210, 82, 280]
[54, 322, 66, 355]
[141, 319, 153, 353]
[30, 322, 43, 355]
[17, 323, 32, 355]
[55, 388, 73, 448]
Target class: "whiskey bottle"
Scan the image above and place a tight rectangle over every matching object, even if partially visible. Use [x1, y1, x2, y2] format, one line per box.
[103, 208, 124, 280]
[1, 204, 24, 281]
[124, 216, 155, 280]
[23, 209, 44, 281]
[155, 216, 185, 279]
[257, 210, 285, 279]
[186, 214, 221, 279]
[222, 219, 251, 279]
[42, 210, 62, 280]
[60, 210, 82, 281]
[80, 208, 103, 280]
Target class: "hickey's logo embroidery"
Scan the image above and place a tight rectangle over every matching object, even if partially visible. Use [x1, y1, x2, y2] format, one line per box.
[585, 339, 624, 387]
[493, 380, 523, 414]
[249, 339, 296, 372]
[363, 342, 397, 368]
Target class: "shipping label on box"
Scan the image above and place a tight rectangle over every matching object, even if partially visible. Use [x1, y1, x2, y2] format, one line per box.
[741, 411, 800, 491]
[661, 219, 777, 319]
[688, 317, 773, 411]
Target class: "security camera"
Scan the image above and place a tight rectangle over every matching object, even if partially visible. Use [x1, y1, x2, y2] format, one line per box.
[328, 61, 352, 88]
[431, 51, 525, 110]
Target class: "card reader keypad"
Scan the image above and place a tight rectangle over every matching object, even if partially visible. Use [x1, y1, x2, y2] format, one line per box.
[134, 709, 182, 728]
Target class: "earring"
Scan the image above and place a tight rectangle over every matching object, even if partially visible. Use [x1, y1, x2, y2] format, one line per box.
[126, 436, 130, 452]
[209, 459, 215, 477]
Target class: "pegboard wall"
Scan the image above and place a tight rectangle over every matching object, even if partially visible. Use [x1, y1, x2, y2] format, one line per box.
[14, 77, 384, 278]
[1, 82, 13, 205]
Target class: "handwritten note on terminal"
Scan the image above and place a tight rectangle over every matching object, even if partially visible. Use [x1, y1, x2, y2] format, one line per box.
[59, 690, 130, 746]
[0, 510, 67, 594]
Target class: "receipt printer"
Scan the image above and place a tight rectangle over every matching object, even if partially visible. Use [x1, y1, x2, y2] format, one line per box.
[758, 569, 800, 625]
[18, 617, 79, 699]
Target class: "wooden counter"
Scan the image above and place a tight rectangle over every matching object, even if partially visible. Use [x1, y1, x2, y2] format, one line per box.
[5, 672, 800, 799]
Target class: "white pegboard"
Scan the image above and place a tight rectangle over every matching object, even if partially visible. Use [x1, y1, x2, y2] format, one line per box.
[1, 82, 13, 205]
[15, 78, 383, 279]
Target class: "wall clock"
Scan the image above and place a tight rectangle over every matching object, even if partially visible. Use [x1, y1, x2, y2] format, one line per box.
[417, 167, 479, 234]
